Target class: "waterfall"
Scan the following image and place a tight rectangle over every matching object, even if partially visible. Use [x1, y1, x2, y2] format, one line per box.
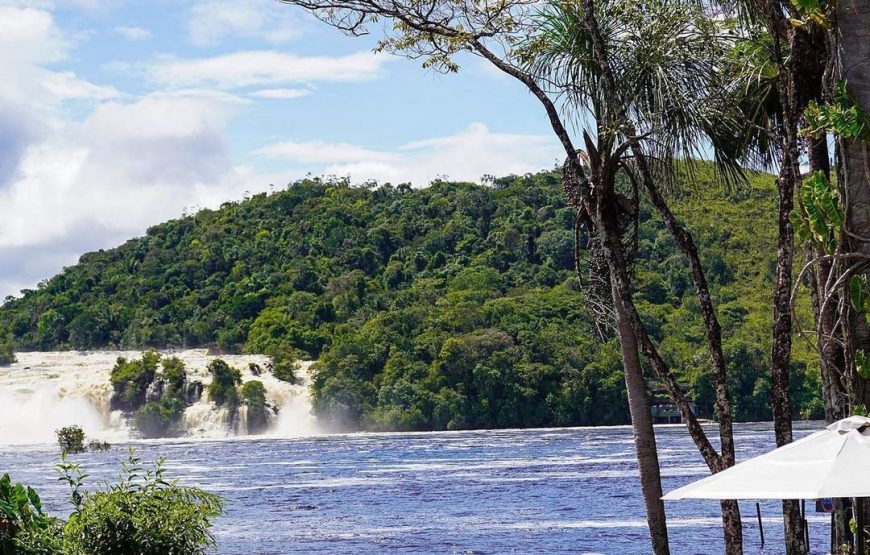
[0, 350, 319, 445]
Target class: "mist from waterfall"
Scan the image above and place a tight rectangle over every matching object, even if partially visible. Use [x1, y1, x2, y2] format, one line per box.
[0, 350, 319, 445]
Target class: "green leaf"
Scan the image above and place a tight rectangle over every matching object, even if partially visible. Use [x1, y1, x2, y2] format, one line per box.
[791, 0, 821, 11]
[851, 275, 866, 312]
[858, 350, 870, 379]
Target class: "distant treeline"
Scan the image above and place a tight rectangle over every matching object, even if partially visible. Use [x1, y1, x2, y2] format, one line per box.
[0, 166, 823, 429]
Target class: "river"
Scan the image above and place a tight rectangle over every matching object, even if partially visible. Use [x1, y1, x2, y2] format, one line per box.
[0, 421, 831, 554]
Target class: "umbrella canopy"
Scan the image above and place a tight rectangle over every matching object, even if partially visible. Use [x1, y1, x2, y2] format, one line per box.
[664, 416, 870, 500]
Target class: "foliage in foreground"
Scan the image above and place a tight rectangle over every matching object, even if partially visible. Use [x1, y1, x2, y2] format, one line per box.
[10, 451, 223, 555]
[0, 168, 824, 429]
[0, 473, 61, 555]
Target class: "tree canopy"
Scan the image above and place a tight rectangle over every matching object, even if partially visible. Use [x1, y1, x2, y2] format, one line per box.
[0, 168, 821, 429]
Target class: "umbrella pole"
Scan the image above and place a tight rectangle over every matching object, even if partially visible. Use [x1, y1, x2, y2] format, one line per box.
[856, 497, 865, 555]
[802, 500, 809, 551]
[756, 502, 764, 548]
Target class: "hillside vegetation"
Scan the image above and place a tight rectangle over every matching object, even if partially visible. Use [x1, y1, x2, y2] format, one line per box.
[0, 167, 823, 429]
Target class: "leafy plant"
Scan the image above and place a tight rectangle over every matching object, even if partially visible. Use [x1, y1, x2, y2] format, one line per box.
[851, 275, 869, 313]
[0, 474, 61, 555]
[207, 359, 241, 408]
[87, 440, 111, 452]
[159, 356, 187, 396]
[241, 380, 268, 433]
[109, 351, 161, 411]
[0, 335, 14, 367]
[857, 351, 870, 380]
[788, 0, 831, 29]
[56, 426, 86, 455]
[6, 451, 223, 554]
[134, 398, 186, 438]
[803, 81, 870, 142]
[124, 355, 195, 438]
[62, 451, 224, 555]
[790, 171, 844, 254]
[269, 349, 298, 383]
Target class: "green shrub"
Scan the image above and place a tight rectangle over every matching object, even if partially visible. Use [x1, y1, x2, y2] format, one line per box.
[159, 356, 187, 396]
[0, 335, 14, 367]
[207, 359, 241, 408]
[133, 398, 186, 439]
[241, 380, 267, 433]
[61, 452, 223, 554]
[6, 451, 223, 554]
[56, 426, 85, 454]
[123, 356, 193, 439]
[87, 440, 111, 452]
[0, 473, 62, 554]
[109, 350, 160, 411]
[269, 349, 298, 383]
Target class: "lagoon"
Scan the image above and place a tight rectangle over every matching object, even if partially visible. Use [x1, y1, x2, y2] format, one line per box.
[0, 422, 829, 554]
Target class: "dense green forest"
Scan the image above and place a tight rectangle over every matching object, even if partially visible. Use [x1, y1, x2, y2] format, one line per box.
[0, 167, 823, 430]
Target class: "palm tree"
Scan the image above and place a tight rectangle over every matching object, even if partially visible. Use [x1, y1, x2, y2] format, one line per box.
[525, 1, 749, 552]
[276, 0, 746, 551]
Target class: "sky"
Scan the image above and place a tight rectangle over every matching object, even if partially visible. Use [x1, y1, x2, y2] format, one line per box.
[0, 0, 565, 299]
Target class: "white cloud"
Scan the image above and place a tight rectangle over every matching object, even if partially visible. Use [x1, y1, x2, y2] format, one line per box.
[148, 50, 386, 89]
[0, 6, 68, 65]
[187, 0, 303, 47]
[256, 123, 562, 186]
[0, 6, 118, 108]
[0, 91, 259, 257]
[0, 0, 120, 10]
[0, 102, 45, 185]
[249, 88, 311, 99]
[42, 71, 121, 100]
[256, 140, 394, 164]
[0, 5, 279, 299]
[114, 25, 151, 40]
[0, 2, 560, 302]
[151, 87, 251, 105]
[0, 92, 286, 298]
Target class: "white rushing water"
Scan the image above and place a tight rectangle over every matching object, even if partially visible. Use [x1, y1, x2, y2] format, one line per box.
[0, 350, 319, 444]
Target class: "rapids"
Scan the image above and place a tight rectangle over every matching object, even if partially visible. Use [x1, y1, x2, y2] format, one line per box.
[0, 422, 830, 553]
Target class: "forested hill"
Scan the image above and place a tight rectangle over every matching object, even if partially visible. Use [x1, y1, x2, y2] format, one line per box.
[0, 168, 822, 430]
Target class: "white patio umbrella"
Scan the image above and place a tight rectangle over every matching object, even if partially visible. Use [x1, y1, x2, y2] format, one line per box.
[663, 416, 870, 554]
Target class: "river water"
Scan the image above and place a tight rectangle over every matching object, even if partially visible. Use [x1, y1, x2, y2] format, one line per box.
[0, 421, 832, 554]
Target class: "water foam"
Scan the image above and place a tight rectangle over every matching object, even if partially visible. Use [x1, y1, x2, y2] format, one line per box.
[0, 350, 318, 444]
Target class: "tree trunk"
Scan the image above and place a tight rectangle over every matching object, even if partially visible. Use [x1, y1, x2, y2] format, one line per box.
[836, 2, 870, 551]
[631, 152, 742, 554]
[578, 1, 741, 552]
[771, 95, 807, 555]
[752, 6, 808, 551]
[839, 0, 870, 409]
[593, 172, 670, 555]
[479, 33, 676, 554]
[612, 273, 671, 555]
[772, 155, 807, 555]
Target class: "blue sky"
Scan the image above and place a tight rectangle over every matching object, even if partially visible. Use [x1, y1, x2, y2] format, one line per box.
[0, 0, 564, 298]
